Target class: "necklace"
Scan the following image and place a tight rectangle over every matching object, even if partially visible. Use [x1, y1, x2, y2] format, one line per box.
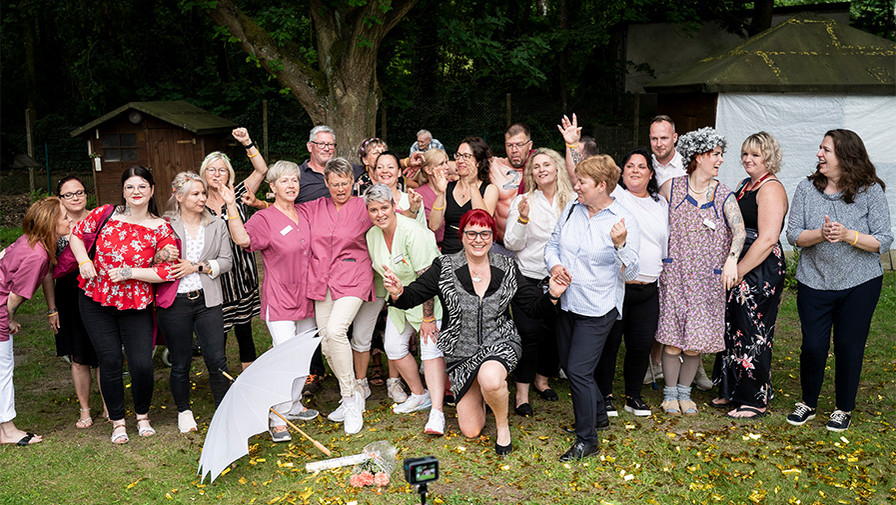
[469, 264, 488, 283]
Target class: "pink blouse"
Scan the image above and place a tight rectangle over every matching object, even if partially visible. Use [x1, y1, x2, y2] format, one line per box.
[300, 196, 375, 301]
[415, 184, 445, 244]
[0, 235, 51, 341]
[73, 205, 176, 310]
[244, 205, 314, 321]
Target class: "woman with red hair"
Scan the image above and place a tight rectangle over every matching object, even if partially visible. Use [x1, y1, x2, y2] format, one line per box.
[382, 209, 568, 455]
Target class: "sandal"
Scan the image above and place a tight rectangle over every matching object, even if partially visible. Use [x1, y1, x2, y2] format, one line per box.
[369, 363, 385, 387]
[136, 416, 156, 437]
[76, 408, 93, 429]
[111, 422, 129, 444]
[727, 406, 767, 419]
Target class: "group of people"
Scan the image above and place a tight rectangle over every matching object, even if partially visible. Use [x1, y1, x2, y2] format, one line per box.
[0, 117, 889, 465]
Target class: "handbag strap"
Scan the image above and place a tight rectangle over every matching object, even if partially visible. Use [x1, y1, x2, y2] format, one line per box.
[88, 205, 116, 260]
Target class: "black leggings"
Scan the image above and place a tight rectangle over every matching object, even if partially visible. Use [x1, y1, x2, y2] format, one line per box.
[79, 292, 154, 421]
[511, 276, 559, 383]
[233, 321, 256, 363]
[595, 282, 659, 399]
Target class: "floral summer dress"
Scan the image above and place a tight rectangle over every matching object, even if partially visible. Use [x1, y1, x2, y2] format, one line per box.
[656, 176, 733, 353]
[716, 178, 786, 407]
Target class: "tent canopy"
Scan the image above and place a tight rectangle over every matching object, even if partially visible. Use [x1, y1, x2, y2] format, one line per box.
[645, 13, 896, 95]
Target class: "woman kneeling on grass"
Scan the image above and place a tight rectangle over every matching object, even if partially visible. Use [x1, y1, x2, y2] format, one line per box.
[382, 209, 568, 456]
[1, 197, 72, 446]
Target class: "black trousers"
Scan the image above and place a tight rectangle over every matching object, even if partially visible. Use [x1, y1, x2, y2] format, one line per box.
[797, 277, 882, 412]
[79, 292, 154, 421]
[511, 276, 559, 383]
[156, 292, 231, 411]
[595, 282, 658, 399]
[556, 308, 617, 445]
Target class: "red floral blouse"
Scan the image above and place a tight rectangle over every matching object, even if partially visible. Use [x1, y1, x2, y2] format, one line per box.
[73, 205, 177, 310]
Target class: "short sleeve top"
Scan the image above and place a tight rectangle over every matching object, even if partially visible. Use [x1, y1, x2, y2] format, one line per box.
[73, 205, 177, 310]
[244, 205, 315, 321]
[0, 235, 51, 340]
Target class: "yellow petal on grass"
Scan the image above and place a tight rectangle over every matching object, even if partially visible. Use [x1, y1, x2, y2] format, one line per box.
[126, 478, 144, 490]
[781, 468, 801, 475]
[238, 477, 248, 485]
[165, 493, 173, 500]
[839, 436, 849, 444]
[748, 489, 767, 503]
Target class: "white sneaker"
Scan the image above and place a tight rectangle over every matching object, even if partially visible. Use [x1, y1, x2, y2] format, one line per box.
[357, 378, 371, 399]
[387, 378, 408, 403]
[394, 391, 432, 414]
[285, 408, 319, 421]
[424, 409, 445, 435]
[343, 391, 365, 435]
[643, 360, 663, 385]
[327, 401, 346, 423]
[178, 410, 197, 433]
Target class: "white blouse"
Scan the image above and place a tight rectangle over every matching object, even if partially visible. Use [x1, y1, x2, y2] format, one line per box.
[177, 224, 205, 293]
[505, 190, 565, 279]
[612, 187, 668, 282]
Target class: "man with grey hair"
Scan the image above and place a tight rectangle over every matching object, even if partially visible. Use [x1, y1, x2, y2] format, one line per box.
[409, 129, 445, 156]
[296, 125, 365, 203]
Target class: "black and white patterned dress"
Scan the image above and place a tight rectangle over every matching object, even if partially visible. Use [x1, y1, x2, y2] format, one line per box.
[392, 251, 556, 400]
[208, 181, 261, 329]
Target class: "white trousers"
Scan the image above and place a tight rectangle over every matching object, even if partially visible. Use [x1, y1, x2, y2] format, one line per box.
[265, 312, 317, 426]
[0, 337, 15, 423]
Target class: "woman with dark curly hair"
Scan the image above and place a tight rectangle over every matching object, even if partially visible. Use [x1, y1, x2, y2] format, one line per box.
[428, 137, 499, 254]
[785, 129, 891, 432]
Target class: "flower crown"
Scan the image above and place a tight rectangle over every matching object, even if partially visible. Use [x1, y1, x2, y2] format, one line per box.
[677, 127, 727, 166]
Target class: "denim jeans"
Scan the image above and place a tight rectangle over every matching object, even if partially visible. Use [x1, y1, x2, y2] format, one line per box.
[156, 292, 230, 411]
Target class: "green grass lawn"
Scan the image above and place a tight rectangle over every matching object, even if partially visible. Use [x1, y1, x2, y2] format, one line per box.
[0, 267, 893, 504]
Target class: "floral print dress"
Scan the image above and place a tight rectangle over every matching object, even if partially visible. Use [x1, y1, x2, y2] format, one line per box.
[716, 179, 786, 408]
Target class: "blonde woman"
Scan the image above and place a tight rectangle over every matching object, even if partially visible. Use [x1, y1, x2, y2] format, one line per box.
[504, 148, 575, 416]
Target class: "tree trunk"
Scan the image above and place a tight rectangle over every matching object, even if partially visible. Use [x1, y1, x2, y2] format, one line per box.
[207, 0, 416, 158]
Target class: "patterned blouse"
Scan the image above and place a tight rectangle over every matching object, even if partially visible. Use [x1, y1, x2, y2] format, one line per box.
[73, 205, 176, 310]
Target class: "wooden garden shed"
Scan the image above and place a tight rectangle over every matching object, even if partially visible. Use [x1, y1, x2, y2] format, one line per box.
[70, 101, 236, 206]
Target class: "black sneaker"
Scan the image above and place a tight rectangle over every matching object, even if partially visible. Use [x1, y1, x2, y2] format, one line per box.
[826, 410, 851, 432]
[624, 396, 651, 416]
[786, 402, 816, 426]
[605, 397, 618, 417]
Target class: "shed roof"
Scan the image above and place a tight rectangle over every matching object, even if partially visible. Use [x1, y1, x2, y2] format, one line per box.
[70, 100, 236, 137]
[645, 13, 896, 94]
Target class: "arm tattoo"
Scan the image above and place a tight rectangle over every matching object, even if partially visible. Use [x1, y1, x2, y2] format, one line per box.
[417, 265, 435, 318]
[570, 148, 583, 166]
[153, 248, 171, 264]
[724, 196, 745, 258]
[120, 267, 132, 279]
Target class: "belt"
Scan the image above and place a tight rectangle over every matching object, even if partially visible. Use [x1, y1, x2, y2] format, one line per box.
[176, 290, 203, 300]
[626, 280, 657, 286]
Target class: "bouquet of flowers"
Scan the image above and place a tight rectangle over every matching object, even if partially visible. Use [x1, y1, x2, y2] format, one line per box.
[349, 441, 397, 488]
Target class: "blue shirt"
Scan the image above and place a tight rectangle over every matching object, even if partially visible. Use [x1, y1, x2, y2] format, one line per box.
[409, 138, 446, 156]
[544, 199, 640, 318]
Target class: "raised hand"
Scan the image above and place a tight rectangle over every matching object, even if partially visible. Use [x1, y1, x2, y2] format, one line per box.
[517, 195, 530, 221]
[232, 127, 251, 146]
[220, 184, 237, 206]
[381, 264, 405, 298]
[610, 218, 627, 248]
[407, 188, 423, 214]
[557, 114, 582, 146]
[432, 166, 449, 194]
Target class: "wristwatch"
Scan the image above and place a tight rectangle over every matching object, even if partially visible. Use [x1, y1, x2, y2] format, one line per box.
[198, 263, 204, 272]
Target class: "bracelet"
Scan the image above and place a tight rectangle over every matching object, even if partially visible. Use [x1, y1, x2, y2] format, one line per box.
[401, 158, 408, 168]
[227, 215, 239, 220]
[850, 230, 859, 246]
[263, 201, 270, 209]
[46, 308, 58, 316]
[243, 141, 255, 150]
[517, 216, 529, 225]
[432, 204, 445, 211]
[422, 316, 436, 323]
[565, 142, 579, 149]
[78, 260, 92, 267]
[247, 151, 259, 158]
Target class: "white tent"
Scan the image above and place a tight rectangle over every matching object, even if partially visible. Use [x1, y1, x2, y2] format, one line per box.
[646, 14, 896, 251]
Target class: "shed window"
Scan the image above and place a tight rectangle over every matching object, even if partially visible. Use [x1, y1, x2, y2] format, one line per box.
[102, 133, 138, 162]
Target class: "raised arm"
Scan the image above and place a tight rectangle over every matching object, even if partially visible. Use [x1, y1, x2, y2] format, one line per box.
[220, 184, 251, 248]
[427, 168, 449, 232]
[557, 113, 582, 183]
[233, 128, 268, 196]
[722, 194, 746, 290]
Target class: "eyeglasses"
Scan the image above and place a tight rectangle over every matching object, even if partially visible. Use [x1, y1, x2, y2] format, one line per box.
[505, 140, 532, 151]
[124, 184, 150, 193]
[454, 152, 474, 161]
[206, 167, 229, 175]
[60, 190, 86, 200]
[463, 230, 493, 241]
[310, 141, 337, 150]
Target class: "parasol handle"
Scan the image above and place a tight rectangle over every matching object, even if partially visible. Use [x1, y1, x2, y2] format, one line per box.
[269, 409, 332, 457]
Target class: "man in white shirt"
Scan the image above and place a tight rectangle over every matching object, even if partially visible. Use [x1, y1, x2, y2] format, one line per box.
[649, 115, 685, 187]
